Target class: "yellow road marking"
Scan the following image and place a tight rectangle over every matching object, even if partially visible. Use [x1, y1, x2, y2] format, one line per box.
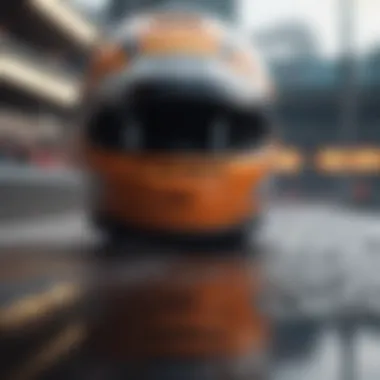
[0, 283, 82, 332]
[7, 323, 87, 380]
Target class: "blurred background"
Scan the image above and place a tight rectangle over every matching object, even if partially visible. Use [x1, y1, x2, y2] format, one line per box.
[1, 0, 380, 379]
[3, 0, 380, 204]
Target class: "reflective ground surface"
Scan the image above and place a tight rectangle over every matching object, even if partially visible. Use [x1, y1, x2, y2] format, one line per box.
[1, 205, 380, 380]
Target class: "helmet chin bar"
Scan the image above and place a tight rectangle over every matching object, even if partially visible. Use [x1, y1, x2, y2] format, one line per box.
[123, 117, 142, 151]
[210, 116, 229, 153]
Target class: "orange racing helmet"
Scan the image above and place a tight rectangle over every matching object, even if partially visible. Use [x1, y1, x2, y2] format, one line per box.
[81, 11, 276, 246]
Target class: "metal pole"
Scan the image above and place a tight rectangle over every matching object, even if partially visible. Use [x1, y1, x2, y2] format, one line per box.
[338, 1, 358, 378]
[338, 0, 358, 204]
[339, 320, 357, 380]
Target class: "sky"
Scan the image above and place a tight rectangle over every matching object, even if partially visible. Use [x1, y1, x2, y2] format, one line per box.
[241, 0, 380, 57]
[72, 0, 380, 57]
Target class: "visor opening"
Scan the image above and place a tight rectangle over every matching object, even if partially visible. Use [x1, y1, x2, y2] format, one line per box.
[86, 99, 271, 154]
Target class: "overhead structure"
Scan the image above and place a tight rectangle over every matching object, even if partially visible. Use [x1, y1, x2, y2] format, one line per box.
[1, 34, 81, 115]
[1, 0, 99, 115]
[2, 0, 98, 52]
[1, 57, 78, 109]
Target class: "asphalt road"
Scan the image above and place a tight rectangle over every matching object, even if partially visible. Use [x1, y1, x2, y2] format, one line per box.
[1, 204, 380, 379]
[0, 165, 85, 223]
[0, 164, 379, 379]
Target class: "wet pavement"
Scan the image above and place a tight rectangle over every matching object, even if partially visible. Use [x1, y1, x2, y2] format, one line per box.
[1, 206, 380, 380]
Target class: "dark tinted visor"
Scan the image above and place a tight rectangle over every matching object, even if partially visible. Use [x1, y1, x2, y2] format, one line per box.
[87, 98, 272, 154]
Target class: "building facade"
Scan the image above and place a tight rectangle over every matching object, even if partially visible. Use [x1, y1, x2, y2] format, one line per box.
[1, 0, 96, 164]
[255, 23, 380, 203]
